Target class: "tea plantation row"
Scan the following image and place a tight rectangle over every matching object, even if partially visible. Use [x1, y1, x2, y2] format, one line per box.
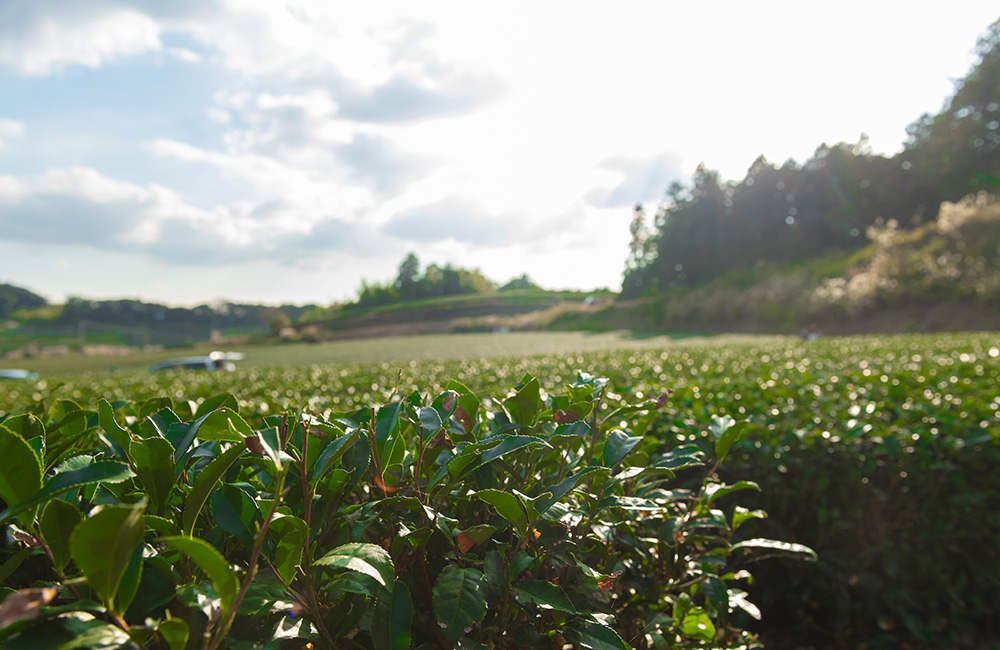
[2, 332, 998, 648]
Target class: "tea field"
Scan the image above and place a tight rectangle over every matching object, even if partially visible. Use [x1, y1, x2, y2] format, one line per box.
[3, 332, 995, 436]
[1, 330, 998, 648]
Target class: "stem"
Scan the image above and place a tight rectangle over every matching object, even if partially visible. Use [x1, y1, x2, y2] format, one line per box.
[586, 388, 606, 467]
[206, 464, 289, 650]
[35, 535, 84, 602]
[414, 436, 424, 502]
[300, 418, 313, 565]
[418, 548, 454, 650]
[37, 533, 129, 634]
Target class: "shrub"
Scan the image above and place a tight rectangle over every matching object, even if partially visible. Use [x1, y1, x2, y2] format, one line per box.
[0, 372, 813, 649]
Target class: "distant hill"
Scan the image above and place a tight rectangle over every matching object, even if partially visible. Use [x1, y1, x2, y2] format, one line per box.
[288, 288, 615, 341]
[1, 284, 317, 350]
[0, 283, 47, 319]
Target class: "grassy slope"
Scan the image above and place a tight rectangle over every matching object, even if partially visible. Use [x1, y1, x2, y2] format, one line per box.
[302, 287, 614, 320]
[552, 249, 875, 334]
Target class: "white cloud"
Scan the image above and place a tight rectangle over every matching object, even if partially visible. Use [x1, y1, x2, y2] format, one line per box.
[0, 166, 364, 263]
[207, 107, 232, 124]
[166, 46, 202, 64]
[0, 119, 24, 149]
[2, 1, 998, 306]
[0, 7, 162, 75]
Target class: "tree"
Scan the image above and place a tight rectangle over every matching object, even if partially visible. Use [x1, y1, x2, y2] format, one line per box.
[395, 252, 422, 300]
[265, 308, 292, 335]
[626, 204, 652, 273]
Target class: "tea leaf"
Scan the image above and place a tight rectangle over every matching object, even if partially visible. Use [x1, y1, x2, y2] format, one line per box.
[563, 618, 632, 650]
[39, 499, 83, 571]
[0, 426, 43, 527]
[160, 536, 239, 615]
[373, 581, 412, 650]
[314, 542, 394, 589]
[71, 501, 145, 613]
[128, 436, 176, 514]
[181, 441, 245, 537]
[0, 460, 134, 527]
[513, 580, 579, 613]
[432, 566, 487, 642]
[603, 429, 642, 468]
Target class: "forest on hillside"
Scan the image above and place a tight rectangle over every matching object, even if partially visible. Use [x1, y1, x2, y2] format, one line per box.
[622, 18, 1000, 301]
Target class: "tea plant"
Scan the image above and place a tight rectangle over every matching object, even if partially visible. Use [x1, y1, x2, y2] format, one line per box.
[0, 372, 813, 649]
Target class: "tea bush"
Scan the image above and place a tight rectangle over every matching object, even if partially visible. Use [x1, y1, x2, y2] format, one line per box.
[2, 331, 997, 648]
[0, 371, 813, 649]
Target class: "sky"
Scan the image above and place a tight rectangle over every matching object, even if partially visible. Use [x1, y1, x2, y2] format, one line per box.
[0, 2, 997, 307]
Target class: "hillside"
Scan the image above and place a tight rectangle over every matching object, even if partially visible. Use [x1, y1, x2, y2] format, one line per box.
[561, 193, 1000, 336]
[622, 18, 1000, 314]
[0, 283, 47, 319]
[283, 288, 615, 341]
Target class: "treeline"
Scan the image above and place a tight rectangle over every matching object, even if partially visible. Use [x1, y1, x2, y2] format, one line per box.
[349, 253, 535, 309]
[623, 17, 1000, 298]
[3, 286, 313, 336]
[57, 298, 313, 333]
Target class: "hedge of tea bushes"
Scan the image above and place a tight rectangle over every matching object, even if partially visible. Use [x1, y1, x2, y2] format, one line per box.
[2, 331, 998, 648]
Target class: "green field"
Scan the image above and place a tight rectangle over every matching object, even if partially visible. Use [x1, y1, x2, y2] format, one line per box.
[3, 330, 736, 377]
[1, 330, 998, 648]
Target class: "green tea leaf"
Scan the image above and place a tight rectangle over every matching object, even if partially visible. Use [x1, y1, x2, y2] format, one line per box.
[654, 445, 705, 471]
[0, 426, 43, 527]
[166, 409, 222, 466]
[210, 484, 261, 549]
[268, 514, 307, 586]
[160, 536, 239, 615]
[138, 397, 174, 422]
[97, 399, 132, 461]
[39, 499, 83, 571]
[312, 428, 361, 484]
[732, 506, 767, 530]
[255, 426, 285, 470]
[536, 467, 609, 513]
[0, 414, 44, 443]
[702, 576, 728, 615]
[513, 580, 579, 613]
[503, 375, 541, 427]
[704, 480, 760, 505]
[142, 514, 180, 537]
[477, 435, 550, 467]
[157, 618, 189, 650]
[181, 441, 245, 537]
[680, 606, 716, 641]
[417, 406, 443, 439]
[115, 545, 144, 615]
[314, 542, 394, 589]
[193, 408, 253, 442]
[597, 495, 667, 511]
[713, 418, 749, 464]
[731, 538, 817, 560]
[128, 436, 176, 514]
[194, 393, 240, 419]
[71, 501, 145, 613]
[563, 618, 632, 650]
[375, 402, 404, 467]
[0, 459, 134, 527]
[432, 566, 487, 642]
[603, 429, 642, 468]
[475, 489, 530, 537]
[0, 548, 31, 584]
[373, 581, 413, 650]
